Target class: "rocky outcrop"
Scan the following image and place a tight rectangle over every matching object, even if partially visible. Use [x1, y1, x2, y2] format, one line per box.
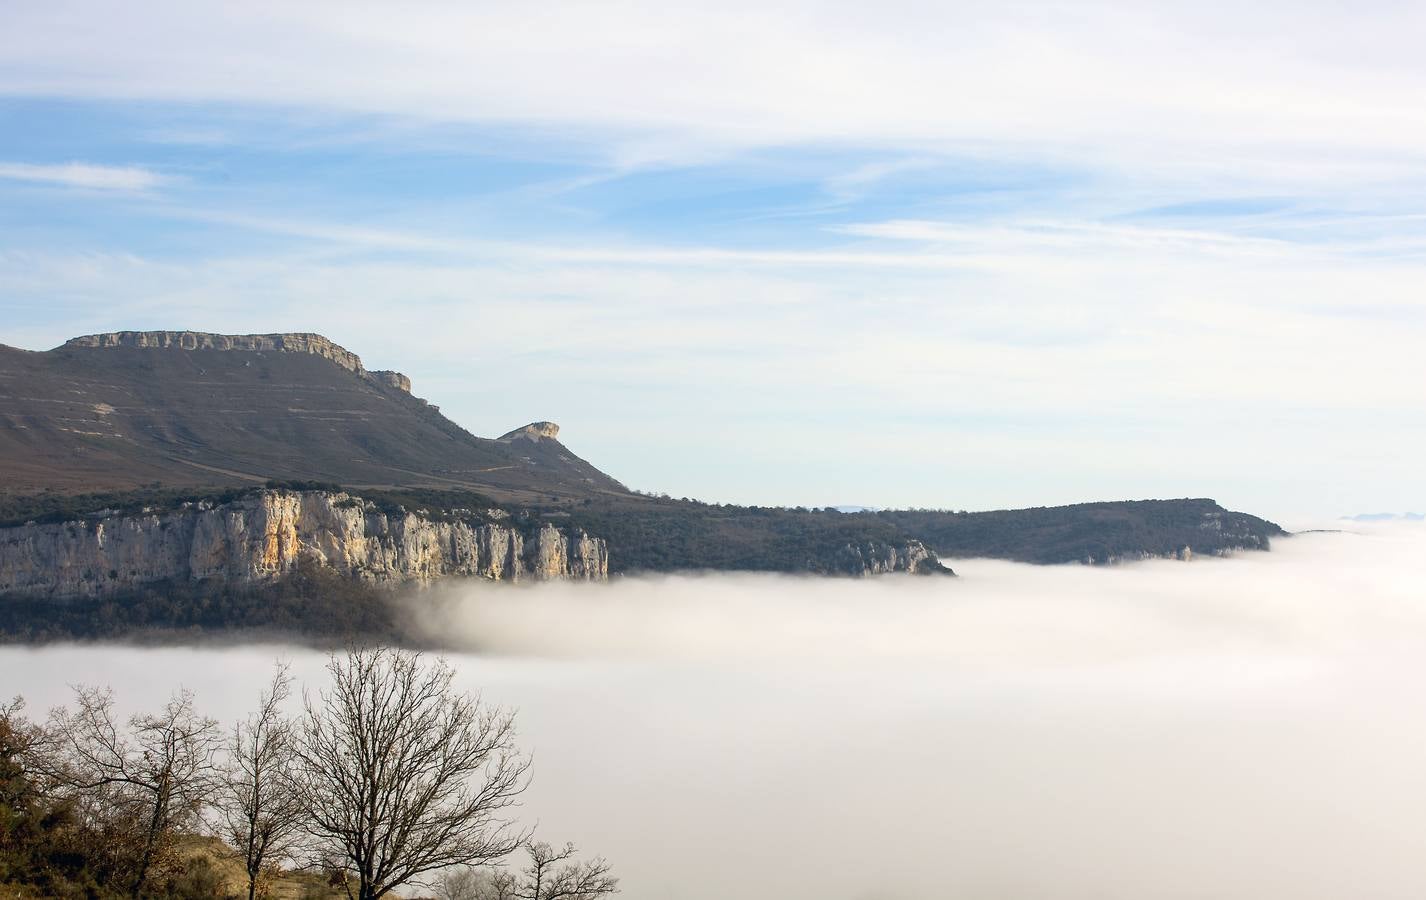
[499, 421, 561, 442]
[835, 539, 954, 576]
[63, 332, 414, 395]
[0, 490, 608, 600]
[67, 331, 366, 373]
[370, 370, 412, 392]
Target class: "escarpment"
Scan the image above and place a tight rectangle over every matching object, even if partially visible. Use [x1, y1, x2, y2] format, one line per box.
[1, 329, 1286, 597]
[836, 539, 952, 576]
[0, 490, 608, 600]
[65, 330, 412, 393]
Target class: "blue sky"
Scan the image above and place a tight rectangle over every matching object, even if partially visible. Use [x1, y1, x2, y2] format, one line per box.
[2, 1, 1424, 521]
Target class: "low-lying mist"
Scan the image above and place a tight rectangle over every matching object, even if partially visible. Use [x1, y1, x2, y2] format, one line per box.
[4, 523, 1425, 899]
[404, 524, 1425, 666]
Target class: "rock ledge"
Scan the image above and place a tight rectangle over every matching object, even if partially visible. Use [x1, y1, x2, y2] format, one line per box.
[499, 421, 561, 442]
[63, 331, 412, 393]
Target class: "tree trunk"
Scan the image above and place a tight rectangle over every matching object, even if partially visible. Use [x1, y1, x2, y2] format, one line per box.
[132, 774, 169, 898]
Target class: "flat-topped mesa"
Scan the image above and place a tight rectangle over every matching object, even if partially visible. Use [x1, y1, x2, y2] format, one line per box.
[64, 331, 368, 377]
[499, 421, 560, 442]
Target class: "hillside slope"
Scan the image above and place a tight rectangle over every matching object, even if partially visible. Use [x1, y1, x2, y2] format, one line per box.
[559, 495, 1285, 572]
[0, 330, 1286, 584]
[0, 331, 623, 501]
[878, 498, 1285, 564]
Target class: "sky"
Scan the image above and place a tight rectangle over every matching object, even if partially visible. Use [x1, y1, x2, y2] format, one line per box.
[2, 0, 1423, 519]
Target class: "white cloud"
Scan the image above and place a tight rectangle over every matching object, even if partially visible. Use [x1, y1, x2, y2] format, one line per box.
[4, 527, 1426, 900]
[0, 161, 169, 191]
[2, 211, 1421, 517]
[0, 1, 1419, 518]
[3, 1, 1426, 182]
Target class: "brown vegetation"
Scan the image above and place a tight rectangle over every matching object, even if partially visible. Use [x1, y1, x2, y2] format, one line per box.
[0, 648, 617, 899]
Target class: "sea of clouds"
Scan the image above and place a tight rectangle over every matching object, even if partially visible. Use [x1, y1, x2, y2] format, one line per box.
[3, 523, 1424, 899]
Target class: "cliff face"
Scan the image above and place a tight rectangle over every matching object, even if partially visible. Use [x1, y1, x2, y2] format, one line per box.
[499, 421, 561, 442]
[63, 331, 413, 393]
[835, 539, 951, 576]
[0, 490, 608, 600]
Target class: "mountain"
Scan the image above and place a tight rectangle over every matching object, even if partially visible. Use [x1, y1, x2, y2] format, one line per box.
[0, 331, 623, 501]
[0, 330, 1287, 606]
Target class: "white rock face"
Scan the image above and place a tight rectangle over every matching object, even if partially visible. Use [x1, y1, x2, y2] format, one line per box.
[369, 370, 412, 392]
[498, 421, 561, 442]
[0, 490, 608, 599]
[835, 539, 948, 575]
[63, 331, 413, 393]
[65, 331, 368, 373]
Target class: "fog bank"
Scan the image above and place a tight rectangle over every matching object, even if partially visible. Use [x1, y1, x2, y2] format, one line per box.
[407, 524, 1425, 667]
[4, 524, 1425, 899]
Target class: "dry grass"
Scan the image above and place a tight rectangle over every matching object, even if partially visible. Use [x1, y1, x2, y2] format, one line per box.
[177, 836, 348, 900]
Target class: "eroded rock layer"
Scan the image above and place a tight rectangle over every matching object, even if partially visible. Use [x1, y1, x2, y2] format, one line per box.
[0, 490, 608, 599]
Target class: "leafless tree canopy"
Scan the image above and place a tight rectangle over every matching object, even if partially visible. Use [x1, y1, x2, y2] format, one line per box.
[219, 662, 304, 900]
[43, 685, 221, 898]
[434, 866, 488, 900]
[3, 649, 615, 899]
[437, 842, 619, 900]
[294, 647, 531, 900]
[515, 841, 619, 900]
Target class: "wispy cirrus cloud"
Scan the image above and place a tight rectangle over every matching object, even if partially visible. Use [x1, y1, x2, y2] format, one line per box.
[4, 1, 1426, 182]
[2, 206, 1421, 519]
[1, 0, 1422, 517]
[0, 161, 169, 191]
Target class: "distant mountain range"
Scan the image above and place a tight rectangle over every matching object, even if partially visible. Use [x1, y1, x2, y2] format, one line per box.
[1345, 512, 1425, 522]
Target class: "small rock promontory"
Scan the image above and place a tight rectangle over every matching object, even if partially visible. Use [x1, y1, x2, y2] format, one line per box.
[499, 422, 561, 442]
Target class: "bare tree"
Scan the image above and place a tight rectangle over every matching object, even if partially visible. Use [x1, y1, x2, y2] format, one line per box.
[434, 866, 491, 900]
[511, 841, 619, 900]
[437, 843, 616, 900]
[44, 685, 221, 898]
[219, 662, 304, 900]
[294, 647, 530, 900]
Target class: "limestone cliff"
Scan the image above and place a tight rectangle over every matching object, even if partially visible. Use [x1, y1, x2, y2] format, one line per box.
[369, 370, 412, 392]
[63, 331, 413, 394]
[835, 539, 953, 576]
[0, 490, 607, 600]
[499, 421, 561, 442]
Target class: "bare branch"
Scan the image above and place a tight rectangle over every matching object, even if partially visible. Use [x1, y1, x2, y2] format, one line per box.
[44, 684, 221, 898]
[218, 660, 306, 900]
[294, 647, 532, 900]
[511, 841, 619, 900]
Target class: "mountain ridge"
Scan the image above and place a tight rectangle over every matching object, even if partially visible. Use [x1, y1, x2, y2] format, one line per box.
[0, 329, 1285, 590]
[0, 331, 625, 500]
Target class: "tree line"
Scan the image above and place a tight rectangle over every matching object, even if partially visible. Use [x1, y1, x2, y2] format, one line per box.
[0, 647, 617, 900]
